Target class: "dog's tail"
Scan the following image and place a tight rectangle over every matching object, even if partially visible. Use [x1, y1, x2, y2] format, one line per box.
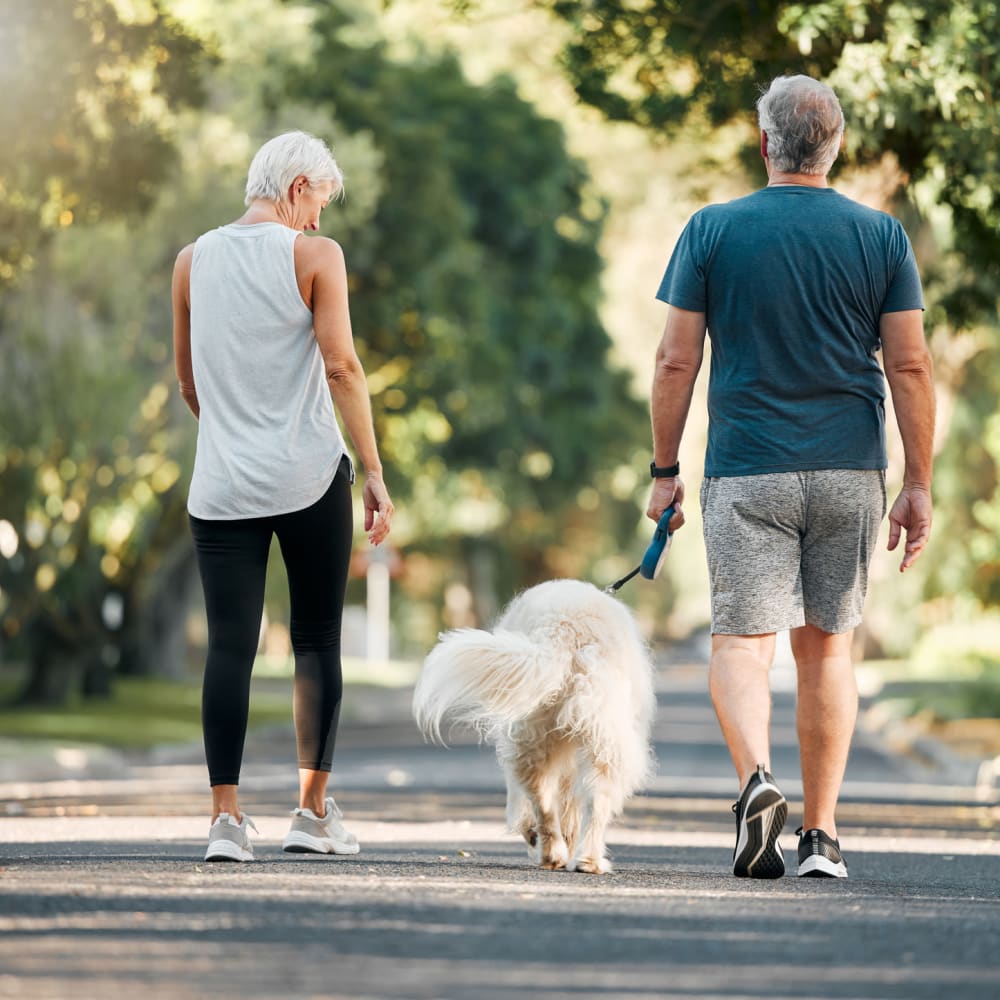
[413, 627, 570, 743]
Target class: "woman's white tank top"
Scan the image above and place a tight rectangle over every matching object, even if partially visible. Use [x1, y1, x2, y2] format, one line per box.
[187, 222, 349, 519]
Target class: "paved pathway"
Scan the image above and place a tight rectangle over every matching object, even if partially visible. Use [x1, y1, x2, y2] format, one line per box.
[1, 646, 998, 1000]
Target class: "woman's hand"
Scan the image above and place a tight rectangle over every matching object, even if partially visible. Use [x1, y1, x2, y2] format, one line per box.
[363, 473, 394, 546]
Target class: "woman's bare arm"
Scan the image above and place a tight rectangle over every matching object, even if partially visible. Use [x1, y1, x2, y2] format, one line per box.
[172, 244, 199, 418]
[304, 236, 394, 544]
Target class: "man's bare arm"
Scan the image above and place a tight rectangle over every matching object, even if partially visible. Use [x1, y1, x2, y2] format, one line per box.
[880, 309, 935, 571]
[648, 306, 707, 528]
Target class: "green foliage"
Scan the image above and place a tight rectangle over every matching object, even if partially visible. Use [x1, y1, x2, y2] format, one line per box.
[0, 222, 194, 702]
[924, 347, 1000, 607]
[534, 2, 1000, 303]
[0, 0, 208, 287]
[820, 2, 1000, 327]
[0, 0, 209, 701]
[0, 675, 291, 748]
[288, 5, 649, 613]
[534, 1, 841, 128]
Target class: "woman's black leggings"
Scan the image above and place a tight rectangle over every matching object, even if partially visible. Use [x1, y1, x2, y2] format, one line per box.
[189, 458, 353, 786]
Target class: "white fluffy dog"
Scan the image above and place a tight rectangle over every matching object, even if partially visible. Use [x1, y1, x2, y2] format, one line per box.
[412, 579, 656, 874]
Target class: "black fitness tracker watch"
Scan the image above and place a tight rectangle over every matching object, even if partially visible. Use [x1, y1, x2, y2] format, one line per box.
[650, 461, 680, 479]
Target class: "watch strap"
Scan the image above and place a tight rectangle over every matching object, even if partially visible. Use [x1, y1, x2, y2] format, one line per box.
[650, 461, 680, 479]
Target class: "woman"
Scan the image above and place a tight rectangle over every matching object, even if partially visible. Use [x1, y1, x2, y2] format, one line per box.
[172, 131, 394, 862]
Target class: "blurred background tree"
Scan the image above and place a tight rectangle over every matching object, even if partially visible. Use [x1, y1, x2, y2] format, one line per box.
[0, 0, 209, 702]
[286, 3, 650, 631]
[0, 0, 206, 289]
[2, 0, 998, 714]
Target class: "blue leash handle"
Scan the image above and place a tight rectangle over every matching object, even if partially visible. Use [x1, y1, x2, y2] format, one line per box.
[604, 505, 675, 593]
[640, 504, 675, 580]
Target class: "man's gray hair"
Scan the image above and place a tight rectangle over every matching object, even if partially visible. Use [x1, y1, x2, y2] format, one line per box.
[244, 131, 344, 206]
[757, 76, 845, 176]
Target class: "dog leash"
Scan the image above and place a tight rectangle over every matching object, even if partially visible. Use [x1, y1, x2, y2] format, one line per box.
[604, 505, 675, 594]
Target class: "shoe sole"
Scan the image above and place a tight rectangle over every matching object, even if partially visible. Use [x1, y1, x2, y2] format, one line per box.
[798, 855, 848, 878]
[282, 830, 361, 855]
[734, 786, 787, 879]
[204, 840, 253, 862]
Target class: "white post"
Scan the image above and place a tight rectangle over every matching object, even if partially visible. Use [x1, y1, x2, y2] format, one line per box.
[366, 547, 391, 664]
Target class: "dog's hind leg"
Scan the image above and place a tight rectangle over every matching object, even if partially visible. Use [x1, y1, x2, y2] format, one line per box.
[558, 774, 581, 861]
[567, 759, 617, 875]
[501, 759, 541, 864]
[528, 775, 569, 870]
[513, 740, 572, 870]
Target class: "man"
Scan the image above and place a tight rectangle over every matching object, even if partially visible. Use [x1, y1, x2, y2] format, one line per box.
[648, 75, 934, 879]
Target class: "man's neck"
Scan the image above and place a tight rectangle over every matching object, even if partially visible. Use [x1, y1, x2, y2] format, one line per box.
[766, 169, 829, 189]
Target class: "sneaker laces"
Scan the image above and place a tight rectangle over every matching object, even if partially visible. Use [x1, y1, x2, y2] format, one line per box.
[290, 797, 343, 821]
[214, 812, 258, 835]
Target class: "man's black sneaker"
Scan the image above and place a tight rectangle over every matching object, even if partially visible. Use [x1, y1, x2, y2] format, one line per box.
[731, 764, 787, 879]
[796, 826, 848, 878]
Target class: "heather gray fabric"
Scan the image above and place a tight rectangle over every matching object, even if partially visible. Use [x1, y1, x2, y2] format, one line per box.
[188, 222, 348, 519]
[699, 470, 885, 635]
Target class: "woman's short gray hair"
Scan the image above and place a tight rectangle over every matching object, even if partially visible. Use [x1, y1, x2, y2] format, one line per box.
[244, 131, 344, 206]
[757, 76, 845, 176]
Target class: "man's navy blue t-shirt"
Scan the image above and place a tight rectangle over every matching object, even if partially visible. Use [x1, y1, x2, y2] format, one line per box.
[656, 186, 924, 477]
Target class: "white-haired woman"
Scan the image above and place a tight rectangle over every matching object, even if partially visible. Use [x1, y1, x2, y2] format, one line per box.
[172, 131, 394, 862]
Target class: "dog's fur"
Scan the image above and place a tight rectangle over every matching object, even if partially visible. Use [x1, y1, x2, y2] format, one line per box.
[412, 579, 656, 874]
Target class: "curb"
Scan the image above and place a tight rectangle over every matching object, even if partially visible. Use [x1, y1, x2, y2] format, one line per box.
[0, 740, 132, 784]
[859, 700, 1000, 803]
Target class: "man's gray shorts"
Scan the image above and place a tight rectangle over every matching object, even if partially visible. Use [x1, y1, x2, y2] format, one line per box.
[699, 470, 886, 636]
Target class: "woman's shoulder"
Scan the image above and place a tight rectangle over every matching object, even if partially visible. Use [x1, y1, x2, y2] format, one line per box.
[295, 234, 344, 261]
[293, 234, 346, 277]
[173, 241, 196, 275]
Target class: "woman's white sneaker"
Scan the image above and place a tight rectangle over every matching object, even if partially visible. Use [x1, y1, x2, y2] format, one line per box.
[282, 796, 360, 855]
[205, 812, 258, 862]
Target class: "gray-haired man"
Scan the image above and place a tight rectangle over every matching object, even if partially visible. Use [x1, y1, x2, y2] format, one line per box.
[648, 75, 935, 878]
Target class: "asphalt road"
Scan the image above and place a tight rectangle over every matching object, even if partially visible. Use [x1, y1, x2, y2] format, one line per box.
[1, 647, 998, 1000]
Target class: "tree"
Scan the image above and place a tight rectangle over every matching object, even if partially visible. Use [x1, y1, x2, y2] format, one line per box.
[287, 4, 649, 626]
[0, 0, 208, 702]
[0, 0, 206, 289]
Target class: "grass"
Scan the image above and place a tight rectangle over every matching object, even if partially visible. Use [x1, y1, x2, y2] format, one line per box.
[0, 655, 419, 750]
[0, 676, 289, 749]
[861, 655, 1000, 721]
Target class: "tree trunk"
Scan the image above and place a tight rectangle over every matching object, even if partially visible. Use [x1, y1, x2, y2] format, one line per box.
[81, 653, 115, 697]
[467, 540, 500, 627]
[119, 539, 200, 679]
[17, 635, 79, 706]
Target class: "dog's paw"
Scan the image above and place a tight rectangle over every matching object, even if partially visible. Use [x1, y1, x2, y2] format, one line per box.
[568, 855, 612, 875]
[539, 838, 569, 870]
[524, 833, 542, 866]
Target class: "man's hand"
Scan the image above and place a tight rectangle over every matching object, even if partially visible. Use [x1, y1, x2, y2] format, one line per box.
[646, 476, 686, 532]
[887, 484, 932, 572]
[363, 473, 394, 546]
